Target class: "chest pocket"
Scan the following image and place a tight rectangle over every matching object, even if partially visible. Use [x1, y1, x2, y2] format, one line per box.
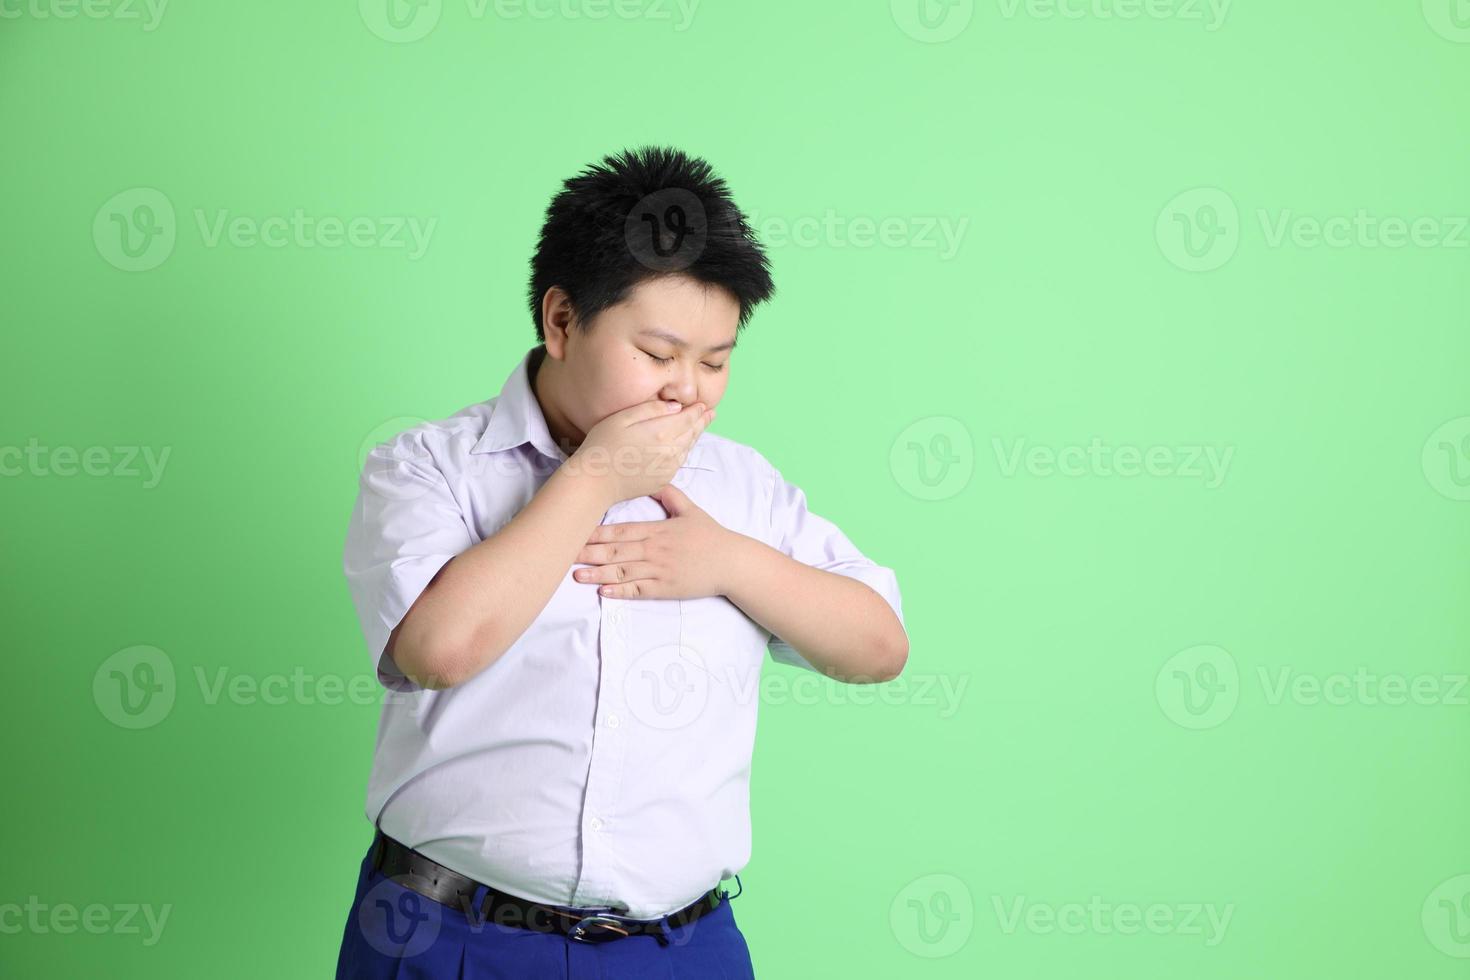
[607, 470, 769, 725]
[618, 595, 766, 732]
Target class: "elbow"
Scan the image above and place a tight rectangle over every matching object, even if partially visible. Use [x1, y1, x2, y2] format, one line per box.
[389, 629, 471, 691]
[407, 618, 510, 690]
[870, 629, 909, 683]
[407, 660, 463, 691]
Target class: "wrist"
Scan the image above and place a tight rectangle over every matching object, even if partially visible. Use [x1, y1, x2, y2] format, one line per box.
[719, 531, 770, 603]
[548, 461, 619, 518]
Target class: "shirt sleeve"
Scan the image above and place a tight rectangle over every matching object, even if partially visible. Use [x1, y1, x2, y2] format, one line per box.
[342, 430, 475, 692]
[762, 461, 907, 674]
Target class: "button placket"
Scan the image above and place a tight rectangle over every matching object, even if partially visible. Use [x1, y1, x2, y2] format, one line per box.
[571, 596, 635, 907]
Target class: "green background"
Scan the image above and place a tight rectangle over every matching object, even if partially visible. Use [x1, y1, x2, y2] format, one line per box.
[4, 0, 1469, 976]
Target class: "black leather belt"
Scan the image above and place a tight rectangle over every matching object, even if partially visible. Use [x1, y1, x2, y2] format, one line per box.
[368, 830, 734, 945]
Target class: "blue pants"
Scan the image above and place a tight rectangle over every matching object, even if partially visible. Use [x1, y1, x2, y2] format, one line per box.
[334, 836, 758, 979]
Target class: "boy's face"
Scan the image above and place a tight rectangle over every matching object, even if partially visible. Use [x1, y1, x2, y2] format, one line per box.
[541, 274, 739, 450]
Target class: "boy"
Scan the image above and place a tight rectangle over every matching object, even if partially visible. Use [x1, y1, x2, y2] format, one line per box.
[336, 146, 908, 978]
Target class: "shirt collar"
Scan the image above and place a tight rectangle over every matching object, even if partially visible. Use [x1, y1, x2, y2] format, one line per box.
[471, 345, 717, 472]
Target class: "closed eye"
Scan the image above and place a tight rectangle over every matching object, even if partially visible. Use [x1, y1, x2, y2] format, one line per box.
[644, 351, 726, 372]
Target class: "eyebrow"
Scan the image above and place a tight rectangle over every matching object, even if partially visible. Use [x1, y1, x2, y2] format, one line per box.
[637, 328, 737, 355]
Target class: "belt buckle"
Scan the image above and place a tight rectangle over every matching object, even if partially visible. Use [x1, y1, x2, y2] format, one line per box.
[568, 912, 633, 943]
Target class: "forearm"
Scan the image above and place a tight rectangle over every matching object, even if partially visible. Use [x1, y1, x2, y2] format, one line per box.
[394, 466, 613, 687]
[722, 533, 908, 683]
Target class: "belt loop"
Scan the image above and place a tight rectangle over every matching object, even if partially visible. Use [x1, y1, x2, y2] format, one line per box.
[370, 830, 386, 874]
[370, 808, 387, 874]
[466, 883, 489, 928]
[651, 917, 672, 947]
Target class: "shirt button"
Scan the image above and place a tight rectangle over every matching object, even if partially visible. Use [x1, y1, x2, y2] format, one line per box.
[590, 816, 603, 831]
[606, 713, 620, 728]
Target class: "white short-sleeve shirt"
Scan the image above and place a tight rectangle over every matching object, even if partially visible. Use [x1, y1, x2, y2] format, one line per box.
[341, 345, 906, 919]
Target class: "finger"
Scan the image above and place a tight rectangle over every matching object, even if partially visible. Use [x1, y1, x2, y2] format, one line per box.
[634, 400, 708, 436]
[597, 579, 664, 599]
[573, 561, 660, 585]
[670, 418, 709, 454]
[575, 541, 645, 566]
[586, 522, 651, 543]
[690, 406, 716, 436]
[669, 408, 712, 446]
[615, 398, 687, 427]
[679, 402, 714, 430]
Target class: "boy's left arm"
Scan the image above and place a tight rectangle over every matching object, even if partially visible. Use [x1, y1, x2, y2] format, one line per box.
[722, 531, 909, 683]
[572, 467, 908, 683]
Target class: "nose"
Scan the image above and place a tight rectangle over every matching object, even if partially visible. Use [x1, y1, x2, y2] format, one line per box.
[658, 368, 700, 406]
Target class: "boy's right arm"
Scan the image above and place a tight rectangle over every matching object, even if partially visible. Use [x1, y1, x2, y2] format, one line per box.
[389, 465, 615, 690]
[361, 396, 712, 691]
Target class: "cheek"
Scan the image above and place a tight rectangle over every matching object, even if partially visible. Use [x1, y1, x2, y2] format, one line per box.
[592, 372, 659, 418]
[702, 373, 730, 405]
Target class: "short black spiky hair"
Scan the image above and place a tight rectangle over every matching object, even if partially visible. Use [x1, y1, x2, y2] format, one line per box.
[527, 146, 775, 342]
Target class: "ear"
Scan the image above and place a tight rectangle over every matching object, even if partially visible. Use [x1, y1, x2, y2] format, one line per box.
[542, 287, 578, 359]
